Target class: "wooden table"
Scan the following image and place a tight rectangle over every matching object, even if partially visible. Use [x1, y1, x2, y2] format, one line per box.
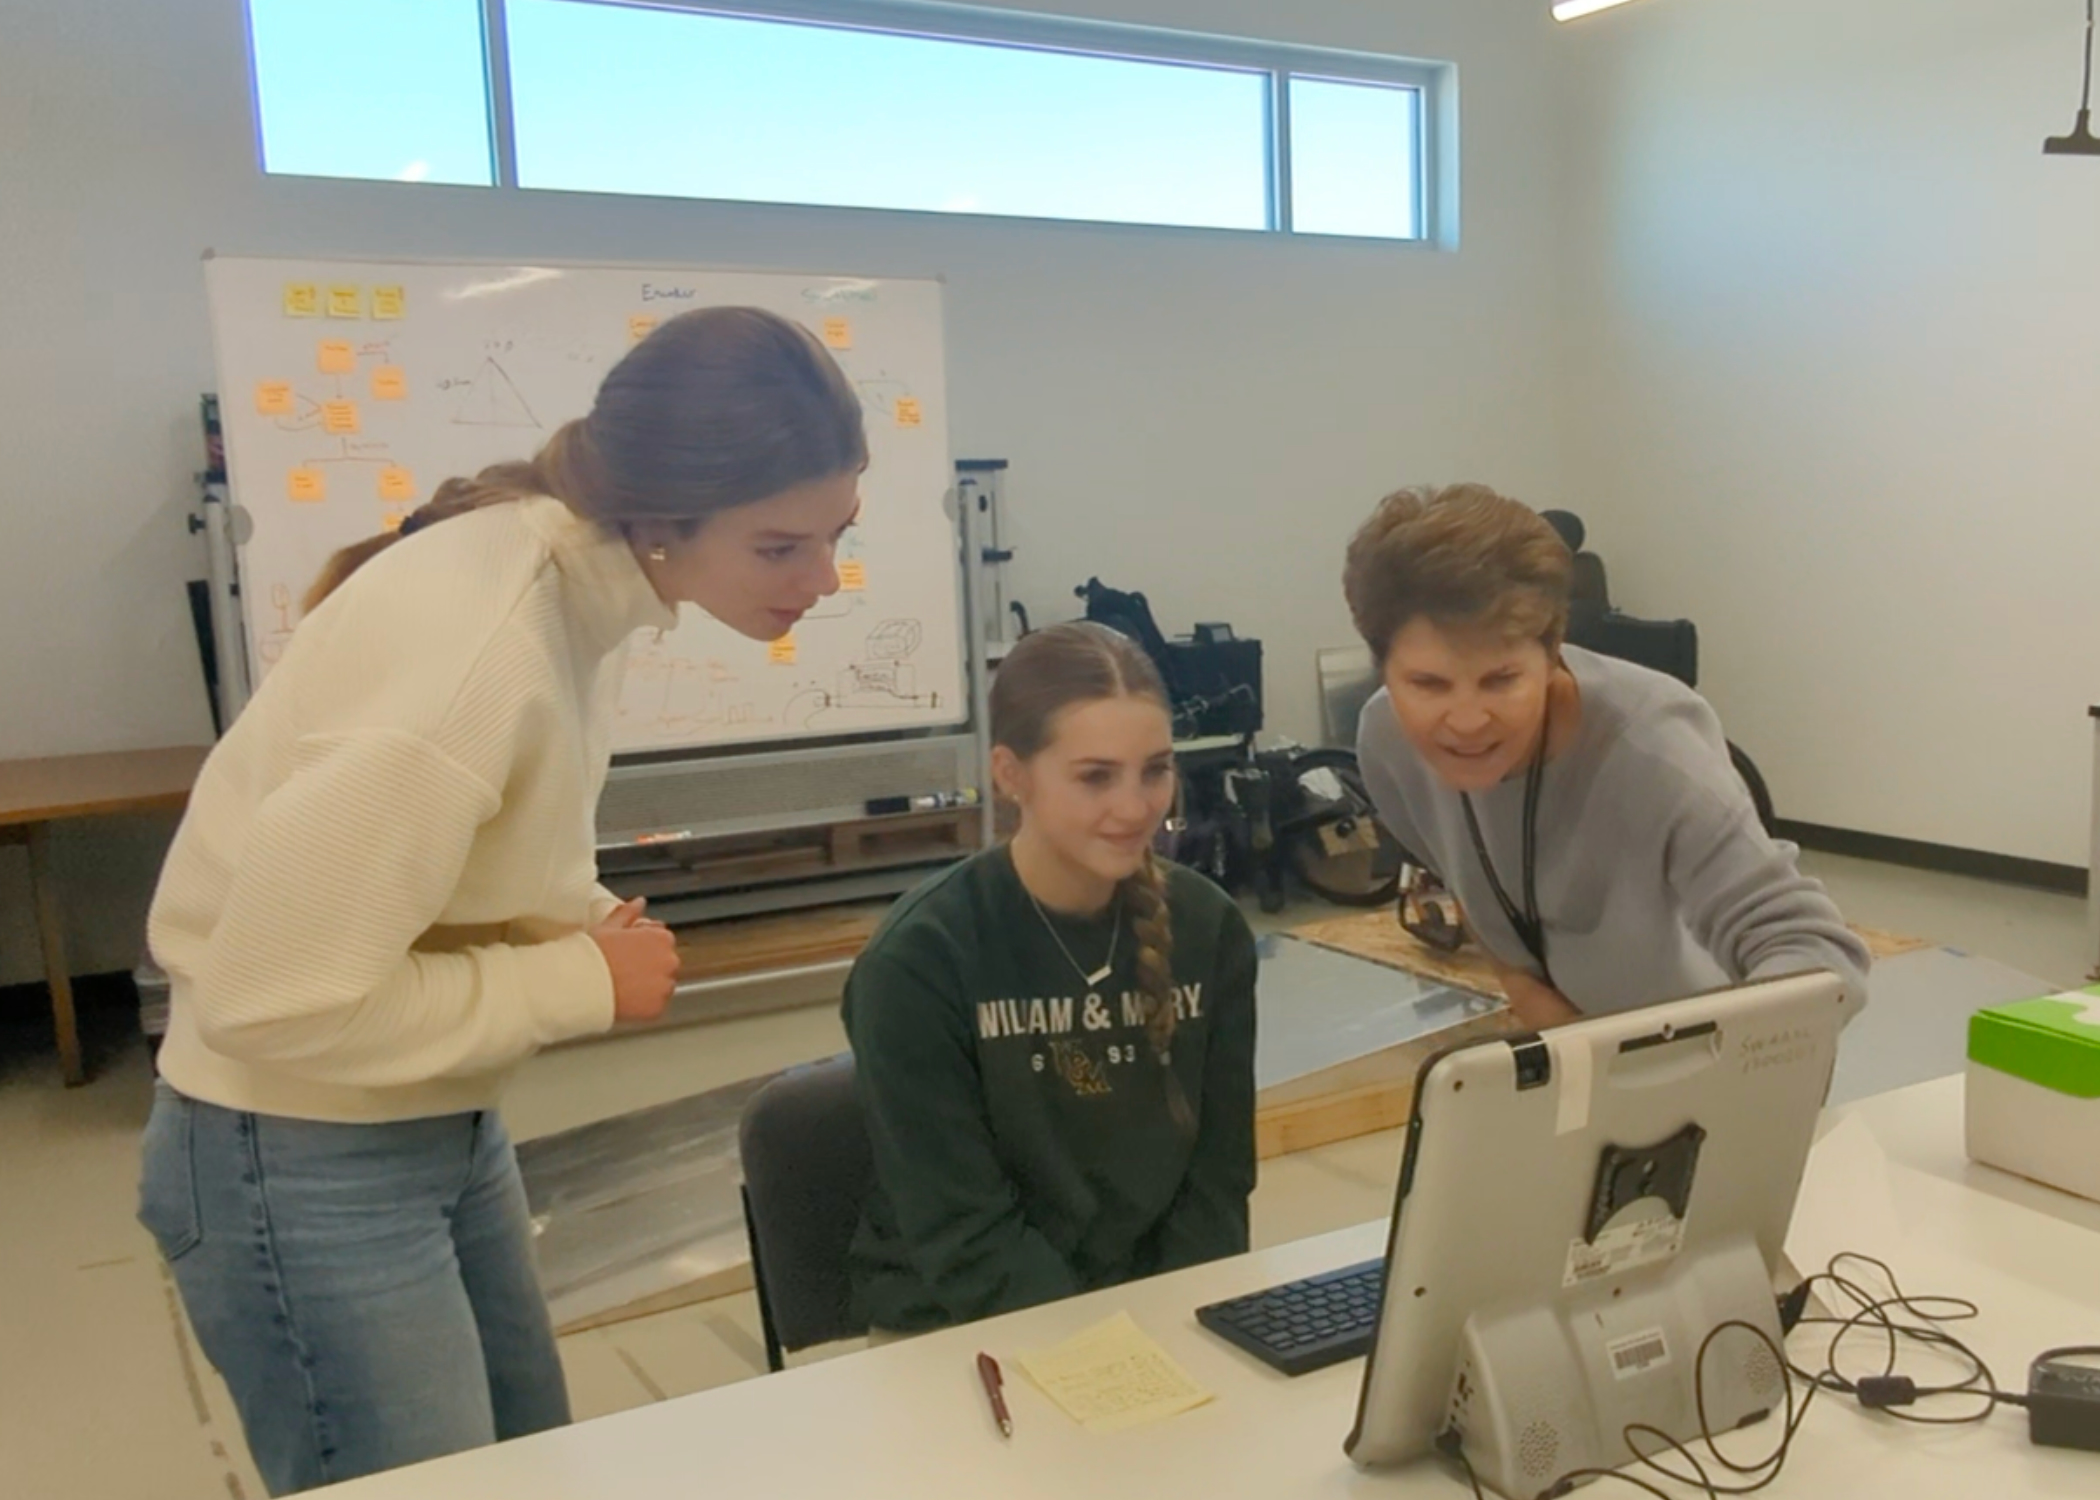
[0, 746, 211, 1084]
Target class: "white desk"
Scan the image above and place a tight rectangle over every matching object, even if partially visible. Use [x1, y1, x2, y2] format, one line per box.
[329, 1077, 2099, 1498]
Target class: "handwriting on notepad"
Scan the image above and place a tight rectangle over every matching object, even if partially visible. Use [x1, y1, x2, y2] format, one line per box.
[1015, 1312, 1214, 1434]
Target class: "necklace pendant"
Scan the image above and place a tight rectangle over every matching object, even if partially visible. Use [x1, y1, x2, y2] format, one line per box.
[1084, 963, 1113, 986]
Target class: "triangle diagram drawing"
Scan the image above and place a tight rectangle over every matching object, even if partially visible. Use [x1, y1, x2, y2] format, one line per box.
[452, 358, 541, 428]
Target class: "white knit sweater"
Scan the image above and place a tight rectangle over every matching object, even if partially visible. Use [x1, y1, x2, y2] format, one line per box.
[149, 496, 676, 1122]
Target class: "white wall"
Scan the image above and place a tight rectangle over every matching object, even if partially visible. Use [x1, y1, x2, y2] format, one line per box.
[1560, 0, 2100, 866]
[0, 0, 1573, 983]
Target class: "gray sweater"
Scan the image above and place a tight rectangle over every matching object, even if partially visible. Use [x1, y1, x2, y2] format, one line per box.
[1356, 646, 1870, 1019]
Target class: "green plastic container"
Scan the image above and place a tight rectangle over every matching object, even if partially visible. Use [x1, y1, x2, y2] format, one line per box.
[1965, 987, 2100, 1202]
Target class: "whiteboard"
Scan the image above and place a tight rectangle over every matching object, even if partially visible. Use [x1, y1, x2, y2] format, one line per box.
[203, 256, 963, 754]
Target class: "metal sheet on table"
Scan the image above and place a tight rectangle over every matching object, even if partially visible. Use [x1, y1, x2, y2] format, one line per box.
[1253, 933, 1500, 1092]
[516, 1070, 781, 1330]
[1833, 947, 2054, 1106]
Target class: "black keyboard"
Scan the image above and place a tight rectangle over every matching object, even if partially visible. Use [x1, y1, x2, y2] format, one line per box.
[1195, 1258, 1385, 1376]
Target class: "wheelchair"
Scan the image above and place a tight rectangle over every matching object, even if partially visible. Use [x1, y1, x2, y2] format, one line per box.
[1074, 578, 1400, 913]
[1542, 510, 1776, 833]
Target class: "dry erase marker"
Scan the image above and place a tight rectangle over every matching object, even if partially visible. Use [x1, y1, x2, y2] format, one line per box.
[865, 789, 982, 816]
[976, 1352, 1013, 1438]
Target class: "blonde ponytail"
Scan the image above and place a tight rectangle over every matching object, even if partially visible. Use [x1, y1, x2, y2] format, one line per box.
[1123, 850, 1177, 1059]
[1123, 849, 1193, 1134]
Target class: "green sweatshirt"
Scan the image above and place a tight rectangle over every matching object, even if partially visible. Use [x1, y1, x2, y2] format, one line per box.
[843, 846, 1259, 1333]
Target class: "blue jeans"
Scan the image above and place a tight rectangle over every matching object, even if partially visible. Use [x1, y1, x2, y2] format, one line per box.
[138, 1082, 572, 1495]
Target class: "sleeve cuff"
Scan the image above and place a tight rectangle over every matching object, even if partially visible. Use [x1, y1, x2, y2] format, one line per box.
[519, 929, 618, 1044]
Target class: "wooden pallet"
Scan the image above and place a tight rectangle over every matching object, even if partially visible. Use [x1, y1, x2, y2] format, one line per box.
[1290, 908, 1928, 995]
[1253, 907, 1932, 1160]
[1255, 1008, 1522, 1160]
[557, 1263, 755, 1337]
[675, 903, 889, 983]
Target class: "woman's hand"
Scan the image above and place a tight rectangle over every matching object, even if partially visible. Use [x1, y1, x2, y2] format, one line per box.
[591, 898, 679, 1023]
[1483, 950, 1583, 1030]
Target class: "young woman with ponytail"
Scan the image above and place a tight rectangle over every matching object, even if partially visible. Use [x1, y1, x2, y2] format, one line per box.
[844, 622, 1259, 1336]
[139, 307, 867, 1494]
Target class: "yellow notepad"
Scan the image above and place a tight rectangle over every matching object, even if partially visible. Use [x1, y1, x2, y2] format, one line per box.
[1015, 1312, 1215, 1434]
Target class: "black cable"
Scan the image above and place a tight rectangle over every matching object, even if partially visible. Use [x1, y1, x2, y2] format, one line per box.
[1442, 1252, 2035, 1500]
[1436, 1428, 1488, 1500]
[1547, 1320, 1815, 1499]
[1785, 1254, 2028, 1425]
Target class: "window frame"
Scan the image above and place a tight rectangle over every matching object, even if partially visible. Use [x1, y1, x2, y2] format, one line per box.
[247, 0, 1454, 245]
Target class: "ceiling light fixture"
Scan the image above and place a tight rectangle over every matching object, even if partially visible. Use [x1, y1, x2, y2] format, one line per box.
[1552, 0, 1649, 22]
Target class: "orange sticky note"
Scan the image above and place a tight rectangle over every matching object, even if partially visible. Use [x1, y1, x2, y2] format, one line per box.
[768, 634, 797, 665]
[837, 559, 867, 591]
[283, 282, 320, 318]
[254, 381, 294, 416]
[378, 465, 416, 502]
[322, 399, 360, 435]
[327, 284, 363, 319]
[628, 314, 658, 343]
[371, 285, 406, 320]
[288, 468, 326, 502]
[823, 317, 853, 351]
[371, 365, 407, 400]
[895, 396, 923, 428]
[318, 339, 356, 374]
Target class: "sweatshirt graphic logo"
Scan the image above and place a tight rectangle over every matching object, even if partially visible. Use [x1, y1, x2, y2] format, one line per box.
[979, 985, 1207, 1101]
[974, 984, 1204, 1041]
[1047, 1040, 1112, 1097]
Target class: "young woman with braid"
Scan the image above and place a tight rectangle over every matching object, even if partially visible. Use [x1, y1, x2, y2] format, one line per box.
[844, 622, 1259, 1335]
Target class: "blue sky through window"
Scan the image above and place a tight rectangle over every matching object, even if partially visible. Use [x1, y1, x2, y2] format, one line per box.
[244, 1, 1426, 241]
[247, 0, 494, 185]
[506, 1, 1270, 231]
[1290, 77, 1419, 240]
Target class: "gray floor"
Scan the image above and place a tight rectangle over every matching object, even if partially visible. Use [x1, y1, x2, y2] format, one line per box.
[0, 853, 2084, 1500]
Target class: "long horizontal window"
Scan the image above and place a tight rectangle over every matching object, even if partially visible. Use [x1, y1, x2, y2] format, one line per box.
[245, 0, 1448, 242]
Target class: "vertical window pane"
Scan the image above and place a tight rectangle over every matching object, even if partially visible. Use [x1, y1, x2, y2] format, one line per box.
[507, 2, 1271, 231]
[247, 0, 494, 185]
[1289, 77, 1420, 240]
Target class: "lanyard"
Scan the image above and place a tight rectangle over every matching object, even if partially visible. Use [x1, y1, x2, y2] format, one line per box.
[1459, 702, 1552, 985]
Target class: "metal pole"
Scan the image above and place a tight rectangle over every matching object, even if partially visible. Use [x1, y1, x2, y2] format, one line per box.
[201, 483, 253, 726]
[2087, 706, 2100, 980]
[958, 475, 996, 847]
[481, 0, 520, 187]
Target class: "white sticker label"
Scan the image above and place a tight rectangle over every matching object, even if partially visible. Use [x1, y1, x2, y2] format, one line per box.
[1564, 1214, 1687, 1288]
[1606, 1328, 1672, 1380]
